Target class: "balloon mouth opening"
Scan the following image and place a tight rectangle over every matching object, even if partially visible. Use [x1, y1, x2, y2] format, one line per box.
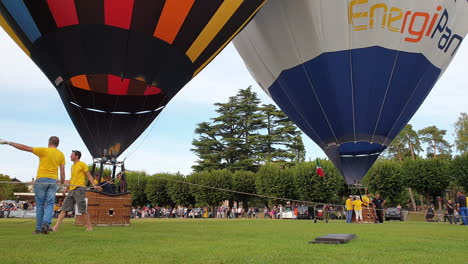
[337, 141, 387, 157]
[69, 74, 163, 96]
[324, 141, 387, 185]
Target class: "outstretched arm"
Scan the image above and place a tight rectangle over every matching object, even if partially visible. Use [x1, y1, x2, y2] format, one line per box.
[2, 140, 33, 153]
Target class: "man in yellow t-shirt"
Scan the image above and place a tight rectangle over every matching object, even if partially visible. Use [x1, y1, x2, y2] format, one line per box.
[353, 197, 364, 223]
[362, 194, 371, 207]
[345, 195, 354, 223]
[0, 136, 65, 234]
[53, 150, 96, 232]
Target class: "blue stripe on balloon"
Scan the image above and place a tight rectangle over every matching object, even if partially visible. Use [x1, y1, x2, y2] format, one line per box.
[1, 0, 41, 42]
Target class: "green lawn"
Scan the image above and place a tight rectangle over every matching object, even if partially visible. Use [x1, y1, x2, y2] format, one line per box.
[0, 218, 466, 264]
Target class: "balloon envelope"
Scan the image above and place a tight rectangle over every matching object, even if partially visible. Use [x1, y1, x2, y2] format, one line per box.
[234, 0, 468, 184]
[0, 0, 266, 158]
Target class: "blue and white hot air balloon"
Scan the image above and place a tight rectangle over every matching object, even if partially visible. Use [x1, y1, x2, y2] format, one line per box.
[234, 0, 468, 184]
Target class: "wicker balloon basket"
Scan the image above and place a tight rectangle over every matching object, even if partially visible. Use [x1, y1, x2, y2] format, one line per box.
[352, 207, 377, 223]
[75, 190, 132, 226]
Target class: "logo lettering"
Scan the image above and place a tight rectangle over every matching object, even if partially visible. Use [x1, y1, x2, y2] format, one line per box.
[348, 0, 464, 56]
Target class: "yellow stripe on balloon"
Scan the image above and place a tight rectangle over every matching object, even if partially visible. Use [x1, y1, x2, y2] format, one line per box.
[192, 0, 267, 77]
[0, 14, 30, 57]
[186, 0, 244, 63]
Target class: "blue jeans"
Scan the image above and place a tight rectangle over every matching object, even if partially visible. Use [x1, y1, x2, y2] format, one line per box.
[346, 210, 353, 223]
[34, 178, 58, 231]
[460, 207, 468, 225]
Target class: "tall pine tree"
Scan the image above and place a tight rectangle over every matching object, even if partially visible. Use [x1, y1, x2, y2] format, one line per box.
[386, 124, 422, 161]
[418, 126, 452, 159]
[191, 87, 305, 171]
[454, 112, 468, 154]
[258, 104, 304, 163]
[192, 87, 264, 171]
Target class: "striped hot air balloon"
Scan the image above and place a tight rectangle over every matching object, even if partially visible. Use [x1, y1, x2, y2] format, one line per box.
[0, 0, 266, 158]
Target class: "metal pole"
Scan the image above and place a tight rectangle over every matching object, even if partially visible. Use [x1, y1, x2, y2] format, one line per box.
[90, 163, 97, 186]
[98, 160, 104, 184]
[121, 163, 127, 192]
[112, 164, 117, 181]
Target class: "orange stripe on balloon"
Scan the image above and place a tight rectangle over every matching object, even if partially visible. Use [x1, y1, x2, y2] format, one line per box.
[70, 75, 90, 90]
[153, 0, 195, 44]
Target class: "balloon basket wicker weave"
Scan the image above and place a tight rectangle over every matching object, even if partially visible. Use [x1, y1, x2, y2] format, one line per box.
[75, 190, 132, 226]
[352, 207, 377, 224]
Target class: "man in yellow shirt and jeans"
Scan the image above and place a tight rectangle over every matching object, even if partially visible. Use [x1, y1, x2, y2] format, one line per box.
[345, 195, 354, 223]
[0, 137, 65, 234]
[53, 150, 96, 232]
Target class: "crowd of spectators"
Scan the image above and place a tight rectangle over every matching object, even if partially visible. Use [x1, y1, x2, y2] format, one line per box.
[130, 206, 264, 219]
[129, 203, 345, 220]
[0, 200, 34, 218]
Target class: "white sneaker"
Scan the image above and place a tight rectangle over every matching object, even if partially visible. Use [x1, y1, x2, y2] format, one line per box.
[0, 139, 9, 145]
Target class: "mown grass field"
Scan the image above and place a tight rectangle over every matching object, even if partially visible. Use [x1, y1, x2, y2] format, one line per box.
[0, 218, 466, 264]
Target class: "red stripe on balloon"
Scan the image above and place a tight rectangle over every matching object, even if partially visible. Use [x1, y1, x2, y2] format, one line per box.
[108, 75, 130, 95]
[47, 0, 79, 27]
[144, 86, 162, 95]
[104, 0, 135, 29]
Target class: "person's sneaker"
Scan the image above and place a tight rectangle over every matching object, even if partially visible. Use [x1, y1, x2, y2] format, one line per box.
[32, 230, 42, 234]
[41, 223, 50, 234]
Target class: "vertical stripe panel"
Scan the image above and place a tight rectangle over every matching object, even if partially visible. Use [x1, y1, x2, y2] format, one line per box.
[1, 0, 41, 41]
[0, 14, 30, 56]
[47, 0, 78, 27]
[173, 0, 223, 52]
[24, 0, 57, 35]
[70, 75, 91, 90]
[186, 0, 243, 62]
[108, 74, 130, 95]
[75, 0, 104, 24]
[144, 85, 162, 95]
[104, 0, 134, 30]
[153, 0, 194, 44]
[88, 74, 108, 94]
[193, 0, 266, 76]
[130, 0, 165, 35]
[127, 80, 148, 96]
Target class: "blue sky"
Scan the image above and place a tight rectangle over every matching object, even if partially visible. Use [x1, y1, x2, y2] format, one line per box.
[0, 28, 467, 182]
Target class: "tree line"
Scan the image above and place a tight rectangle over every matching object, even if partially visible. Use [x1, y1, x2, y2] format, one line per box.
[126, 160, 347, 209]
[125, 152, 467, 210]
[363, 154, 468, 208]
